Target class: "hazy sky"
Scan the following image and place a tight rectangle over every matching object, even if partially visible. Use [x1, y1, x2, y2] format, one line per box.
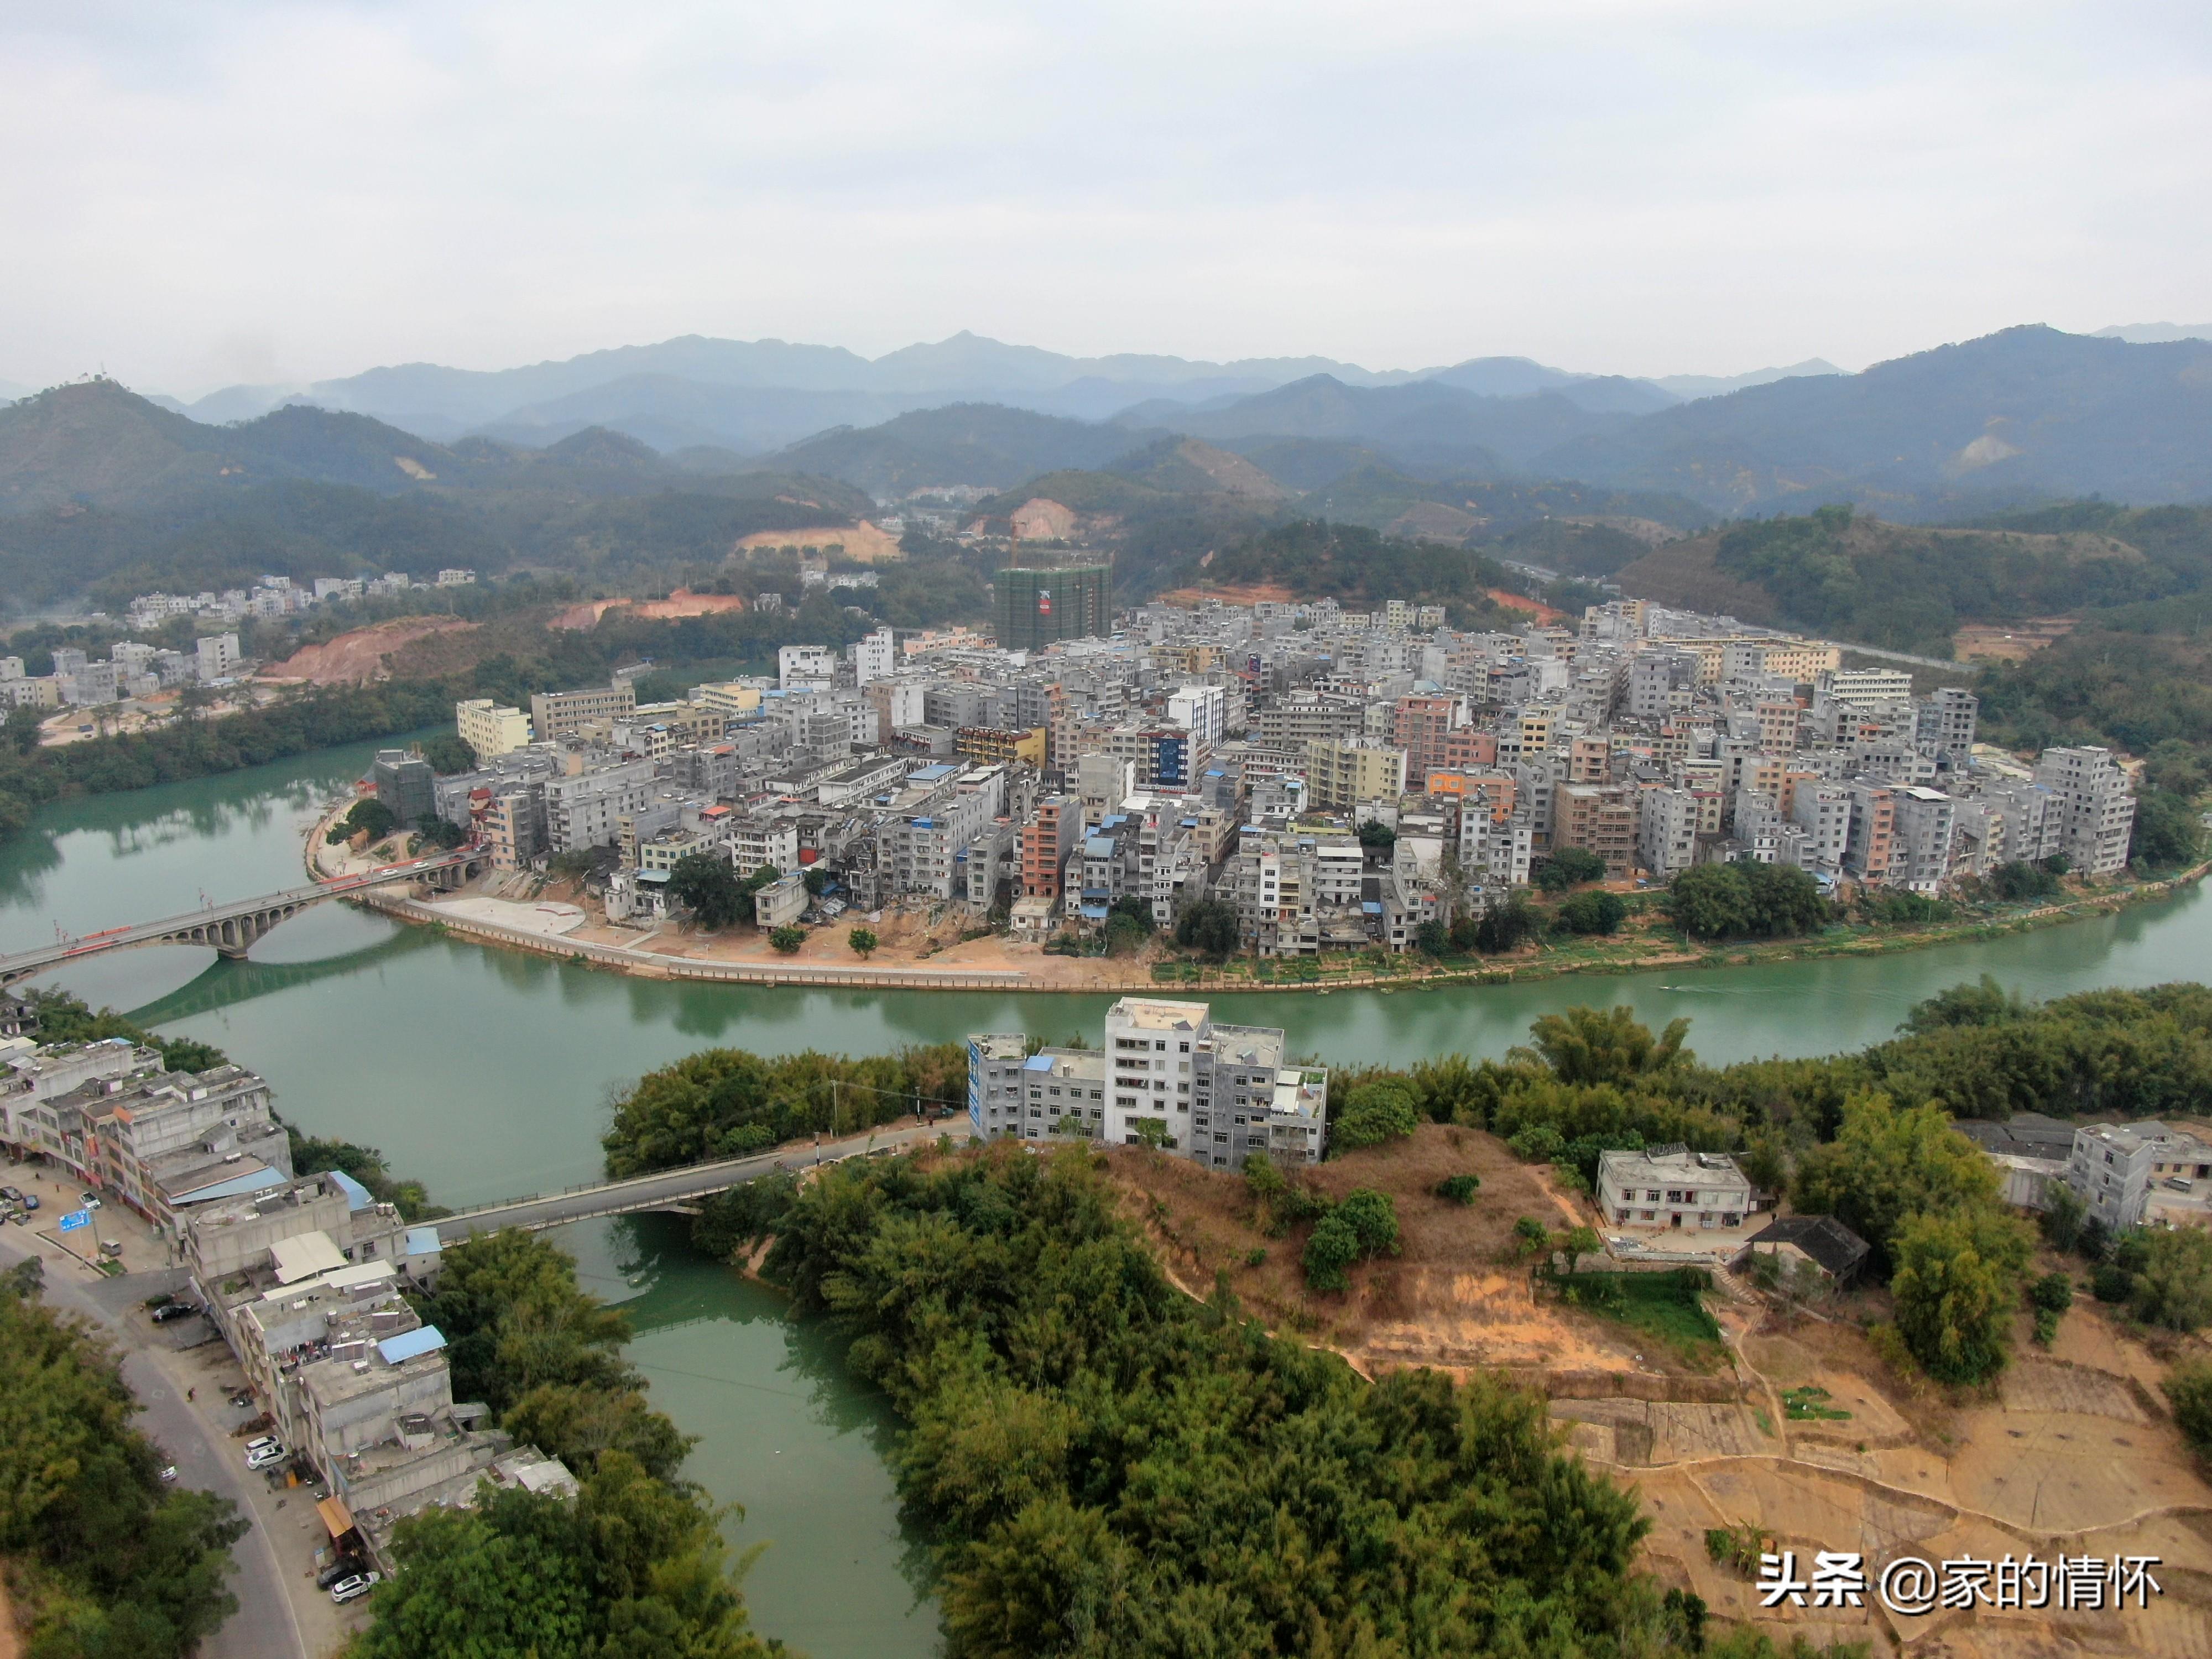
[3, 1, 2206, 397]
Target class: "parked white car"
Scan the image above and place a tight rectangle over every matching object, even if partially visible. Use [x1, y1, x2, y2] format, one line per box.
[246, 1444, 289, 1471]
[330, 1572, 382, 1605]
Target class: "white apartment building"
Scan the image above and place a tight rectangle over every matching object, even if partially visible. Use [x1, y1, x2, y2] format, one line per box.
[1637, 787, 1700, 879]
[1597, 1146, 1753, 1231]
[853, 628, 896, 686]
[1167, 684, 1225, 754]
[778, 644, 838, 689]
[969, 999, 1329, 1169]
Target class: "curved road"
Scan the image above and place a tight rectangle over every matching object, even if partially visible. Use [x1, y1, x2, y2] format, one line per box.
[0, 1235, 305, 1659]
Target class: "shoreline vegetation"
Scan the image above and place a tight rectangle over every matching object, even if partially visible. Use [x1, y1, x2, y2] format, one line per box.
[598, 983, 2212, 1657]
[345, 849, 2211, 997]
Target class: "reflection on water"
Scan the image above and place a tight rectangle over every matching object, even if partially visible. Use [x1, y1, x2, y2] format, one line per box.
[552, 1215, 940, 1658]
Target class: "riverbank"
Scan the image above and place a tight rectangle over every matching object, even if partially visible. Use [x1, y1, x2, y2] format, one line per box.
[331, 828, 2211, 996]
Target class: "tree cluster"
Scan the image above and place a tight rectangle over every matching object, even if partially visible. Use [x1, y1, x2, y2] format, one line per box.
[1666, 862, 1832, 941]
[601, 1041, 968, 1178]
[0, 1260, 249, 1658]
[348, 1228, 774, 1657]
[766, 1147, 1704, 1658]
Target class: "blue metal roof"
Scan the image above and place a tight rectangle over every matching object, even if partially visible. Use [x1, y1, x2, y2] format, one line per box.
[377, 1325, 448, 1365]
[1023, 1054, 1055, 1072]
[1361, 900, 1384, 914]
[1079, 904, 1109, 919]
[328, 1170, 374, 1212]
[404, 1227, 442, 1257]
[172, 1166, 287, 1206]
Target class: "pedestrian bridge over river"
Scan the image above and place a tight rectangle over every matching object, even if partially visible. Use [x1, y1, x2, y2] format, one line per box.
[430, 1122, 945, 1242]
[0, 851, 486, 987]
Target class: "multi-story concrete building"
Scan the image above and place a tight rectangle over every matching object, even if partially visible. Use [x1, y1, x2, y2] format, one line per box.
[1915, 687, 1979, 761]
[1637, 787, 1700, 879]
[1304, 735, 1408, 812]
[1557, 784, 1637, 878]
[2069, 1120, 2212, 1230]
[455, 698, 531, 759]
[530, 680, 637, 742]
[1889, 786, 1958, 893]
[542, 757, 659, 853]
[853, 627, 896, 686]
[1596, 1146, 1753, 1232]
[778, 644, 838, 688]
[371, 749, 436, 829]
[1021, 794, 1081, 901]
[1167, 684, 1225, 755]
[2035, 745, 2136, 876]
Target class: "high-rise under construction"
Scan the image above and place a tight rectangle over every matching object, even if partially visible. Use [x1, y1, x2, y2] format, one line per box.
[993, 560, 1112, 652]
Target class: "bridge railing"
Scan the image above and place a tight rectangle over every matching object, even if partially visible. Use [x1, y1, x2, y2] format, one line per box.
[432, 1124, 943, 1227]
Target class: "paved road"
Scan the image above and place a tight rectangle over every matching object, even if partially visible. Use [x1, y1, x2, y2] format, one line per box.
[0, 850, 478, 984]
[0, 1235, 309, 1659]
[435, 1120, 953, 1240]
[1825, 638, 1961, 670]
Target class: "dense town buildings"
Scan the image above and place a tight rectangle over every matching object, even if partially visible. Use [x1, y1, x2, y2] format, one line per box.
[426, 583, 2138, 956]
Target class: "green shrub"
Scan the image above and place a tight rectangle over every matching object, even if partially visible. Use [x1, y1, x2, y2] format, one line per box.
[2167, 1359, 2212, 1457]
[2031, 1271, 2075, 1314]
[1434, 1173, 1480, 1204]
[1329, 1079, 1421, 1153]
[1302, 1211, 1364, 1292]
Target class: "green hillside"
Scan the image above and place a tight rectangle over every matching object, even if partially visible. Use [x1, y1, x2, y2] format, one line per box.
[1199, 520, 1519, 623]
[0, 380, 880, 611]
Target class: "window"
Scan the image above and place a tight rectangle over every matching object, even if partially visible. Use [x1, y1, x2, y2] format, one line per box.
[1214, 1133, 1229, 1144]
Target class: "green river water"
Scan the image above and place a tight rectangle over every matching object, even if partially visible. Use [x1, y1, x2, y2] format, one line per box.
[3, 739, 2206, 1655]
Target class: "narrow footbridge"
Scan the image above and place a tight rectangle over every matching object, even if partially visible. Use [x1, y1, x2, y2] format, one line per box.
[0, 850, 486, 986]
[431, 1122, 947, 1243]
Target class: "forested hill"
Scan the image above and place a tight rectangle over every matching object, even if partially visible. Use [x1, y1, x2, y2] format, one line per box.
[1611, 503, 2212, 656]
[1185, 520, 1522, 623]
[0, 379, 869, 513]
[1537, 325, 2212, 517]
[0, 380, 876, 610]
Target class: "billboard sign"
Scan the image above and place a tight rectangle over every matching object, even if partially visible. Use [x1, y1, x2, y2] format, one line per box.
[57, 1208, 91, 1233]
[1036, 589, 1052, 616]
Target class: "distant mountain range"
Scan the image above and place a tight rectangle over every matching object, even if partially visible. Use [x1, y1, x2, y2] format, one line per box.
[10, 332, 1845, 460]
[4, 325, 2207, 543]
[2093, 323, 2212, 345]
[726, 327, 2212, 519]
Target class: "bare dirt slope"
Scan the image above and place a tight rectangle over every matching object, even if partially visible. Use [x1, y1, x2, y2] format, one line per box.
[1105, 1131, 2212, 1654]
[261, 617, 478, 684]
[733, 519, 904, 560]
[1103, 1124, 1648, 1378]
